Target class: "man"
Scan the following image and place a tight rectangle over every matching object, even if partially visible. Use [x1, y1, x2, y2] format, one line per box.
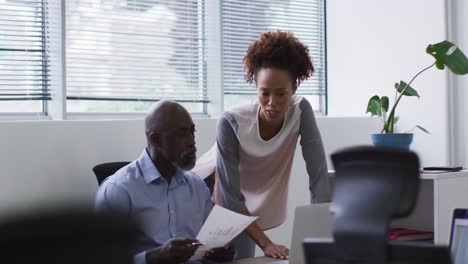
[95, 101, 234, 264]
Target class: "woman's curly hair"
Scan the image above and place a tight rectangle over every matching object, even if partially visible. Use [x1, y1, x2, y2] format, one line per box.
[243, 31, 314, 87]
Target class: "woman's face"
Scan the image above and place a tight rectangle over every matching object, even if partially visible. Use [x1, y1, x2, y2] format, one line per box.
[256, 67, 296, 124]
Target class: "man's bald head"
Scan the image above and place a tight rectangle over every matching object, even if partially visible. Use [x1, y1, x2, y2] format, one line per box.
[144, 100, 197, 171]
[145, 100, 189, 136]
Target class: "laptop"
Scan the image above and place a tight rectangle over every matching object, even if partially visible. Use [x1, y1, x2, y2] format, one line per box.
[449, 208, 468, 264]
[236, 204, 332, 264]
[289, 203, 332, 264]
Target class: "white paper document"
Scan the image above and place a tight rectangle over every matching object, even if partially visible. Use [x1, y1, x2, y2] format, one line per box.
[190, 205, 258, 260]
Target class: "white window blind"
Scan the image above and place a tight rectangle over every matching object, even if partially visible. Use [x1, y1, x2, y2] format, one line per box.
[0, 0, 49, 112]
[65, 0, 207, 113]
[221, 0, 327, 112]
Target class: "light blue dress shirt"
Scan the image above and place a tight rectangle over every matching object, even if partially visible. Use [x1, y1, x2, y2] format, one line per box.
[95, 149, 213, 264]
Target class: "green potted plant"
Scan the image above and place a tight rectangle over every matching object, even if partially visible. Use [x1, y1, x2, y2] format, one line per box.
[366, 40, 468, 150]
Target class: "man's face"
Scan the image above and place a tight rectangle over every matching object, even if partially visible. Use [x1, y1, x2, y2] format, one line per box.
[157, 111, 197, 171]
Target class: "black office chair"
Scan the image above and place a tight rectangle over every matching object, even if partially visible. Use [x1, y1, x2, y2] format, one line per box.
[303, 146, 452, 264]
[93, 161, 131, 185]
[0, 209, 137, 264]
[93, 161, 215, 193]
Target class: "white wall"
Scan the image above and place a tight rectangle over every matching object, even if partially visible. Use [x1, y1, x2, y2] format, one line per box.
[0, 117, 379, 251]
[0, 118, 216, 215]
[327, 0, 449, 167]
[448, 0, 468, 166]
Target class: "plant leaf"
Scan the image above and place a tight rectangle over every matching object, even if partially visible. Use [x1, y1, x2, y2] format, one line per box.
[416, 125, 430, 134]
[393, 116, 399, 125]
[366, 95, 382, 116]
[426, 41, 468, 75]
[381, 96, 389, 112]
[395, 81, 420, 98]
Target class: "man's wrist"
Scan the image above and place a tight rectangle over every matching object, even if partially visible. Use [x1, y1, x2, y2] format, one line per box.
[146, 247, 163, 264]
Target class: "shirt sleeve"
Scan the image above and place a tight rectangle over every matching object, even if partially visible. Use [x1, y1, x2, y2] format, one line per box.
[299, 98, 331, 203]
[216, 112, 248, 212]
[95, 183, 140, 262]
[94, 182, 132, 215]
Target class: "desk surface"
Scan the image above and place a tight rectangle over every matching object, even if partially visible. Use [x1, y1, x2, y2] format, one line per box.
[420, 169, 468, 180]
[329, 170, 468, 180]
[224, 257, 288, 264]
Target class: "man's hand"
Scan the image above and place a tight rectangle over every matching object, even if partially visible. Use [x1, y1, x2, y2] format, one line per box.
[263, 243, 289, 259]
[203, 243, 235, 262]
[146, 238, 201, 264]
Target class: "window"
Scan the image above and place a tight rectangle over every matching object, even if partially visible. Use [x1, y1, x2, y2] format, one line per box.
[222, 0, 327, 111]
[0, 0, 326, 117]
[65, 0, 207, 113]
[0, 0, 49, 113]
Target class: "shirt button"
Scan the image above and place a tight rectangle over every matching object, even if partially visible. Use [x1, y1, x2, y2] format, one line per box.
[171, 233, 176, 237]
[170, 210, 174, 214]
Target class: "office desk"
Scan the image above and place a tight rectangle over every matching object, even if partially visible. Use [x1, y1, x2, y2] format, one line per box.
[390, 170, 468, 244]
[329, 170, 468, 244]
[224, 256, 288, 264]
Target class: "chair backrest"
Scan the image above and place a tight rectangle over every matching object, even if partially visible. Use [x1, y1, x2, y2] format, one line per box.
[0, 209, 137, 264]
[330, 146, 421, 264]
[331, 146, 420, 220]
[93, 162, 130, 185]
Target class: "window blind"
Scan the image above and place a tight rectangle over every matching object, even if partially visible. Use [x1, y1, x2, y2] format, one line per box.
[0, 0, 49, 101]
[221, 0, 327, 111]
[65, 0, 207, 111]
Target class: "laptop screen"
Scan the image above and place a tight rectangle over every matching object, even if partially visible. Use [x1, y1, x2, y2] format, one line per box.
[450, 209, 468, 264]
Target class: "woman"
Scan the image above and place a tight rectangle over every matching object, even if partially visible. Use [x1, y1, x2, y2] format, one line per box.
[194, 31, 330, 259]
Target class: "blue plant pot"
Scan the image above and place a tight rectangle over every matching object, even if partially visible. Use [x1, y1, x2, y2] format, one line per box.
[371, 133, 414, 150]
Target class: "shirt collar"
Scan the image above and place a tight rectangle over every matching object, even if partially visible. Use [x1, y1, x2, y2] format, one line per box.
[137, 149, 188, 185]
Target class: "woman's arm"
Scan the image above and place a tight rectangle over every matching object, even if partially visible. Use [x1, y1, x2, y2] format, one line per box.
[216, 112, 247, 213]
[299, 98, 331, 203]
[216, 112, 288, 259]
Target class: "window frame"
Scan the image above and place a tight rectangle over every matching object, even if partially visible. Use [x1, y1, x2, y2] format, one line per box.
[0, 0, 327, 120]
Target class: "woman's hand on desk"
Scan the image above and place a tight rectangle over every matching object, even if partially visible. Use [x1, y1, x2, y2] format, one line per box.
[262, 243, 289, 259]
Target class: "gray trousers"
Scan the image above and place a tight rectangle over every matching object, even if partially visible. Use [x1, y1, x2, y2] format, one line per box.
[232, 231, 256, 259]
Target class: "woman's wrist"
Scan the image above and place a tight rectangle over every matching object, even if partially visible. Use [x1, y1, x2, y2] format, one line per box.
[259, 239, 273, 251]
[239, 210, 273, 251]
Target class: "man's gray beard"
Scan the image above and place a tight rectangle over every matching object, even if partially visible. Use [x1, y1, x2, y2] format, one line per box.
[172, 159, 195, 171]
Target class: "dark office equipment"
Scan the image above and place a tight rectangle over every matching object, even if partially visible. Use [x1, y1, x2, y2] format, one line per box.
[0, 209, 137, 264]
[303, 146, 452, 264]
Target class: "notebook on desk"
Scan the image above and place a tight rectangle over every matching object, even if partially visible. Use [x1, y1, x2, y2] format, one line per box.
[421, 166, 463, 174]
[450, 208, 468, 264]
